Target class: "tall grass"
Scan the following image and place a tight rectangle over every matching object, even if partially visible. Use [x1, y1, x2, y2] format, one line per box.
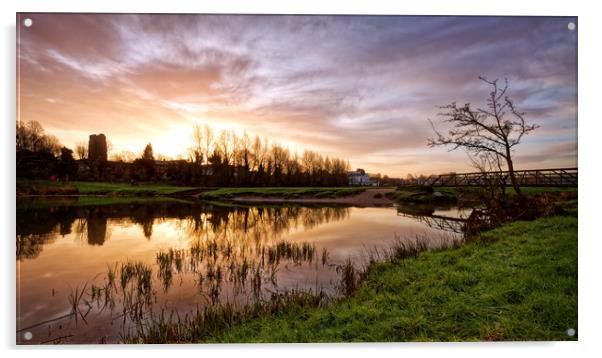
[122, 290, 331, 343]
[64, 236, 328, 342]
[117, 232, 460, 343]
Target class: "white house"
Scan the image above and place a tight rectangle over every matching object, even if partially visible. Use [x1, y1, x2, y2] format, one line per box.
[348, 169, 378, 186]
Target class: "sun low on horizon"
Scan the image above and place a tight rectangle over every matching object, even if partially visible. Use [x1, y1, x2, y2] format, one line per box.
[17, 14, 577, 177]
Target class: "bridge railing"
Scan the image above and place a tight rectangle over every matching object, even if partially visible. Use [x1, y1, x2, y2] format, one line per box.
[421, 168, 577, 187]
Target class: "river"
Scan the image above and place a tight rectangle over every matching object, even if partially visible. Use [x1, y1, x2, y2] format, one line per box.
[16, 198, 469, 344]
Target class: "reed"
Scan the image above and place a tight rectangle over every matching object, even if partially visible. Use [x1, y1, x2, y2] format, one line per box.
[106, 263, 117, 288]
[321, 247, 329, 266]
[121, 290, 331, 343]
[66, 237, 334, 341]
[337, 258, 358, 296]
[67, 281, 90, 323]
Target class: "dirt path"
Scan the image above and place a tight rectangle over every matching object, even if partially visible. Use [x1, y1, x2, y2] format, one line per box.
[230, 188, 396, 207]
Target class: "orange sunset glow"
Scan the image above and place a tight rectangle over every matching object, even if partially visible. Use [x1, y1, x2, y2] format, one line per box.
[17, 14, 577, 176]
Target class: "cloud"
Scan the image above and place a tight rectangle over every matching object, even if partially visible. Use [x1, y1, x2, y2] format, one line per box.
[18, 14, 577, 176]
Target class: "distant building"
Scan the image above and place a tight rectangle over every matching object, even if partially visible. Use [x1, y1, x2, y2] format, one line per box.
[348, 168, 378, 186]
[88, 134, 108, 163]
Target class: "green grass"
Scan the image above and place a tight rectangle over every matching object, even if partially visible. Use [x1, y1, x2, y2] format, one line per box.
[16, 179, 79, 195]
[17, 180, 201, 196]
[387, 186, 458, 204]
[207, 214, 577, 342]
[71, 181, 199, 195]
[514, 187, 578, 195]
[17, 180, 366, 199]
[437, 186, 577, 197]
[390, 186, 578, 205]
[200, 187, 365, 200]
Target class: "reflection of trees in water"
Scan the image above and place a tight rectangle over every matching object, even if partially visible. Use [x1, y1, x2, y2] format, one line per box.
[181, 206, 350, 246]
[17, 232, 58, 260]
[396, 204, 467, 234]
[16, 203, 350, 261]
[140, 205, 352, 303]
[16, 207, 75, 260]
[142, 220, 153, 239]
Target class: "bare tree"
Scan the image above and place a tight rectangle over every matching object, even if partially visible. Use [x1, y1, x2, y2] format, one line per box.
[217, 130, 235, 165]
[239, 131, 251, 170]
[40, 135, 62, 156]
[191, 124, 204, 164]
[75, 141, 88, 160]
[111, 150, 136, 162]
[16, 120, 62, 154]
[271, 144, 289, 180]
[428, 76, 538, 195]
[202, 124, 214, 165]
[469, 151, 508, 203]
[251, 135, 267, 176]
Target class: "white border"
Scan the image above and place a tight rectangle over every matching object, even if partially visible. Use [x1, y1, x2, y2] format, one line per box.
[2, 1, 600, 357]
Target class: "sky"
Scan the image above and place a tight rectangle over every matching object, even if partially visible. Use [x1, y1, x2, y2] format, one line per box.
[17, 14, 577, 176]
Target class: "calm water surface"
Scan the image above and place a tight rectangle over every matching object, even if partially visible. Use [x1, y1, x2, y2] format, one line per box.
[16, 199, 468, 344]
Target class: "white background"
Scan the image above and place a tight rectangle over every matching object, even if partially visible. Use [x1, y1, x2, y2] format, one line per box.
[1, 0, 600, 357]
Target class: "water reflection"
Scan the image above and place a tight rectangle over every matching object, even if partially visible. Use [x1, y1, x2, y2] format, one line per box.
[17, 200, 351, 261]
[87, 211, 109, 245]
[396, 204, 471, 234]
[16, 199, 463, 344]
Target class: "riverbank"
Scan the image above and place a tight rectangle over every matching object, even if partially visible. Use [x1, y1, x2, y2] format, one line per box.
[17, 181, 394, 206]
[17, 180, 576, 209]
[197, 186, 364, 199]
[125, 208, 577, 343]
[207, 188, 395, 206]
[388, 185, 578, 205]
[17, 181, 368, 199]
[16, 180, 201, 196]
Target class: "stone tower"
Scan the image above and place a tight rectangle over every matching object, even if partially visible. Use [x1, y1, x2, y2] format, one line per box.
[88, 134, 108, 163]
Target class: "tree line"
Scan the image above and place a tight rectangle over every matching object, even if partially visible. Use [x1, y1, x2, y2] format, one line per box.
[16, 120, 78, 180]
[165, 124, 351, 186]
[16, 120, 353, 186]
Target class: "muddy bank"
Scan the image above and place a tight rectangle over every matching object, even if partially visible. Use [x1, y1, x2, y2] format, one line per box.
[228, 188, 395, 207]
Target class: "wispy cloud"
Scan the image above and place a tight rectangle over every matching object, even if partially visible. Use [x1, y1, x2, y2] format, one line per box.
[18, 14, 577, 175]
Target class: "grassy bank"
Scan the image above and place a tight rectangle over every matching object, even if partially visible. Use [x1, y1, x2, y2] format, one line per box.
[17, 180, 365, 199]
[127, 212, 577, 343]
[199, 187, 365, 200]
[72, 181, 200, 195]
[389, 185, 578, 205]
[16, 180, 79, 196]
[16, 180, 200, 196]
[216, 215, 577, 342]
[386, 186, 458, 204]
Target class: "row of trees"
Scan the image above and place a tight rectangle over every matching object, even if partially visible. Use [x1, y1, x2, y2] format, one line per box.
[16, 120, 62, 155]
[16, 120, 78, 179]
[16, 120, 353, 186]
[166, 125, 351, 186]
[106, 125, 352, 186]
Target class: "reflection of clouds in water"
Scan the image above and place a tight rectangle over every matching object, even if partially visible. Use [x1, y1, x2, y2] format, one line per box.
[17, 203, 465, 343]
